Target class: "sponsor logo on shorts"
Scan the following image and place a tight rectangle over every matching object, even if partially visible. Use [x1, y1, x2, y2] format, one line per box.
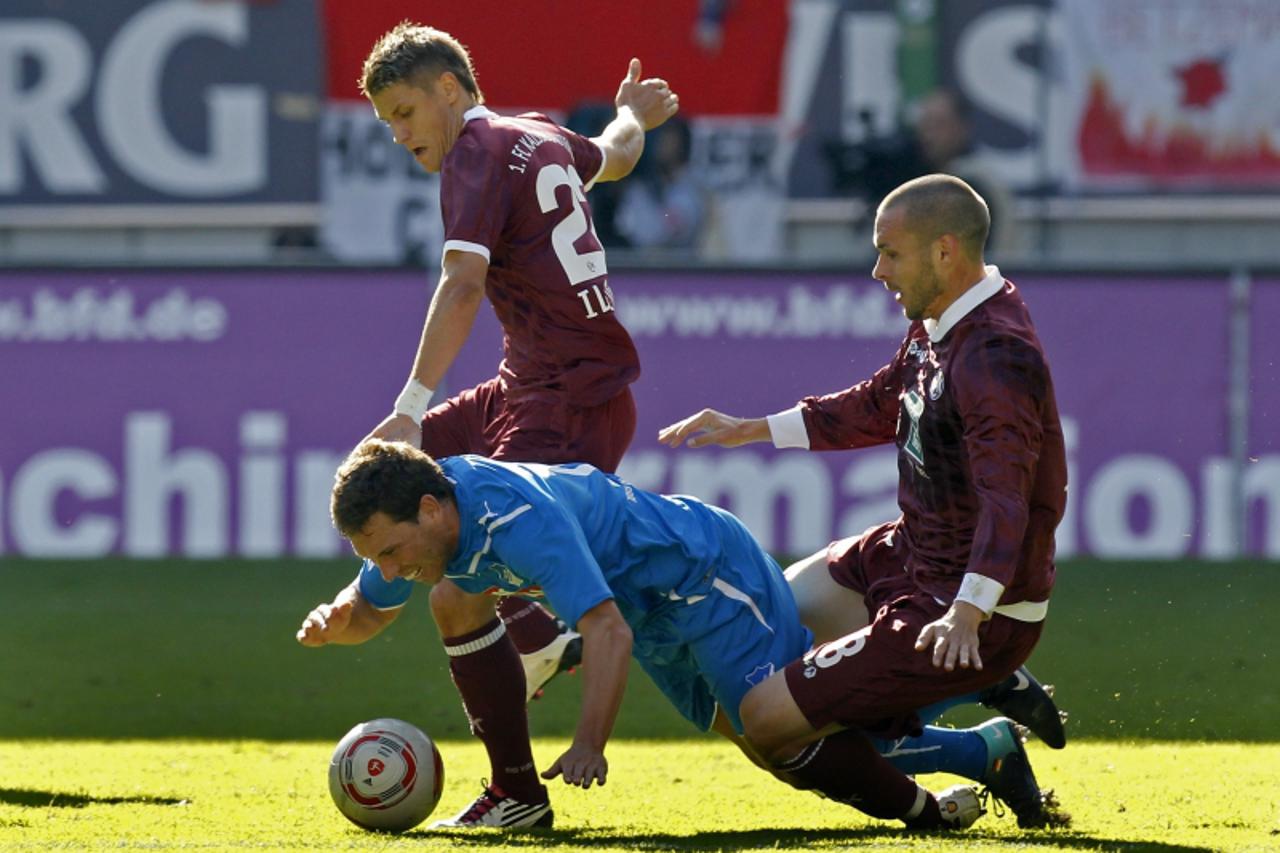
[744, 663, 775, 687]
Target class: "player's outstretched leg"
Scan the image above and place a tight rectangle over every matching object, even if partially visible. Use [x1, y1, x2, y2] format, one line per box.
[975, 717, 1071, 829]
[873, 725, 990, 780]
[430, 781, 554, 830]
[773, 730, 986, 831]
[497, 598, 583, 702]
[978, 666, 1067, 749]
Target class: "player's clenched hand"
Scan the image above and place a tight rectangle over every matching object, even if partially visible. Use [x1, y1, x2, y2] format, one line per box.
[615, 58, 679, 131]
[541, 743, 608, 789]
[367, 413, 422, 448]
[657, 408, 770, 449]
[296, 598, 355, 647]
[914, 601, 985, 672]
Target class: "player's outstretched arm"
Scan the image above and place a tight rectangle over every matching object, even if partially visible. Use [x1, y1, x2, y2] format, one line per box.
[542, 599, 632, 789]
[296, 581, 399, 647]
[593, 58, 680, 183]
[658, 408, 771, 449]
[368, 250, 489, 446]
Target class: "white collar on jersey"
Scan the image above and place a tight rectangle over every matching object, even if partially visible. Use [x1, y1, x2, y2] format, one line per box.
[924, 264, 1004, 343]
[463, 105, 498, 123]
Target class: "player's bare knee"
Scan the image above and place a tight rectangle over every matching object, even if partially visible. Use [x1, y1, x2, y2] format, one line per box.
[428, 580, 495, 636]
[739, 692, 792, 765]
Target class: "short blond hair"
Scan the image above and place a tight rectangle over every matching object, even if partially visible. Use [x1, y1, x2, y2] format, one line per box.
[360, 22, 484, 102]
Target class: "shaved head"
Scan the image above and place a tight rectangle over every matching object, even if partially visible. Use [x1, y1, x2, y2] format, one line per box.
[878, 174, 990, 260]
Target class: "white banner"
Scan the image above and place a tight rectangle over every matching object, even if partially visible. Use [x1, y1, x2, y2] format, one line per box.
[1062, 0, 1280, 189]
[320, 103, 443, 265]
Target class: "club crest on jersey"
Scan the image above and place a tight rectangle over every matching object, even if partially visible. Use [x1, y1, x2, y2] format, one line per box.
[905, 339, 929, 363]
[928, 370, 945, 400]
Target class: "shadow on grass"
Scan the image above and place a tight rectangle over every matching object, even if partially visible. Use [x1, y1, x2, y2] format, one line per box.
[416, 825, 1218, 852]
[0, 787, 188, 808]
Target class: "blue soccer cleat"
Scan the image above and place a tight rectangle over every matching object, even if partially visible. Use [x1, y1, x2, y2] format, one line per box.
[975, 717, 1070, 829]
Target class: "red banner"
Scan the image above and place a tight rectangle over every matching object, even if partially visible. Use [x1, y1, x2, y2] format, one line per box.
[322, 0, 787, 116]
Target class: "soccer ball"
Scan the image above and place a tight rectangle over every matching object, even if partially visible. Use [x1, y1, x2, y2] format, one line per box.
[328, 718, 444, 832]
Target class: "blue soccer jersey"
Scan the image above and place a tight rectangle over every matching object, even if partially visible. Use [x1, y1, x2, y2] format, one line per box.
[356, 455, 811, 731]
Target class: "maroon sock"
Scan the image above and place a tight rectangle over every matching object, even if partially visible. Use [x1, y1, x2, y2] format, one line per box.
[444, 618, 545, 803]
[777, 731, 926, 821]
[496, 597, 564, 655]
[902, 796, 945, 829]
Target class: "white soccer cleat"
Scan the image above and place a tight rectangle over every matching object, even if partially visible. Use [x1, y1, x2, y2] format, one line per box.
[430, 782, 553, 830]
[520, 628, 582, 703]
[936, 784, 985, 829]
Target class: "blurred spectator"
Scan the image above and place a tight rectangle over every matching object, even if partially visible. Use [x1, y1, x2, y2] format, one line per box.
[693, 0, 735, 54]
[912, 89, 1017, 255]
[826, 89, 1018, 256]
[614, 116, 707, 251]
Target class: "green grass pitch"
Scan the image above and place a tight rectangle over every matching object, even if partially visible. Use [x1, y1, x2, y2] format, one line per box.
[1, 558, 1278, 850]
[1, 739, 1277, 850]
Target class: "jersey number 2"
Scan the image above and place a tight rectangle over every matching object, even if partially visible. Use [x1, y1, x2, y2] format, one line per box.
[536, 163, 608, 287]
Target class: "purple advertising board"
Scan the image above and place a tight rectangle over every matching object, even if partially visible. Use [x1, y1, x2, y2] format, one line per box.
[0, 270, 427, 558]
[0, 268, 1274, 559]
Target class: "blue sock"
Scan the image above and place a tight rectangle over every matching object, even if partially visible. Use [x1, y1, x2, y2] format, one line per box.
[916, 690, 982, 725]
[873, 725, 988, 781]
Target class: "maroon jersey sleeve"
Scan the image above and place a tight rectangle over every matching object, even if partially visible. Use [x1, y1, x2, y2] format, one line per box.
[799, 334, 915, 450]
[514, 112, 604, 191]
[558, 125, 605, 190]
[440, 134, 512, 255]
[953, 334, 1050, 588]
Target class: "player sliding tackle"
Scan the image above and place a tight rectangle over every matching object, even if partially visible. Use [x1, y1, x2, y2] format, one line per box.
[299, 439, 1060, 832]
[658, 173, 1071, 828]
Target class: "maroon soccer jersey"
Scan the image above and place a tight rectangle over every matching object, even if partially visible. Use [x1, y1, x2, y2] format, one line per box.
[800, 278, 1066, 608]
[439, 108, 640, 406]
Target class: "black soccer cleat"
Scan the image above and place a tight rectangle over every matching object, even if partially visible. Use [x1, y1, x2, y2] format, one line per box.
[979, 666, 1067, 749]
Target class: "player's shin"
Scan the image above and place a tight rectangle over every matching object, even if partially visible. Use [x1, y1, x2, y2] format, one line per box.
[773, 730, 979, 828]
[444, 618, 548, 805]
[872, 725, 988, 780]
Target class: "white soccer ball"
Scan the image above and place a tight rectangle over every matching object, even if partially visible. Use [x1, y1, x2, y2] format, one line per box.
[328, 717, 444, 832]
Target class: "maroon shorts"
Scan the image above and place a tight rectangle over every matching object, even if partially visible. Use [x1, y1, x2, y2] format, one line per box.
[419, 377, 636, 474]
[783, 521, 1044, 739]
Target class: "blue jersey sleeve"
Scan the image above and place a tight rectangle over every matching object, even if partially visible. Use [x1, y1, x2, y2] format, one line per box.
[356, 559, 413, 610]
[487, 500, 615, 630]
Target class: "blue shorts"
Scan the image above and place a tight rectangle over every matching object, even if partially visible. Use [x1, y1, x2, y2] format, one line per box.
[626, 506, 812, 733]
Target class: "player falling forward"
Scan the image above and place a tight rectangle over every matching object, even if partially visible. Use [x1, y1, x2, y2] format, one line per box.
[300, 441, 1042, 832]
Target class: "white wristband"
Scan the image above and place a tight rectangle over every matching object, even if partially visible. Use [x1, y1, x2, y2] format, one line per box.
[393, 378, 434, 421]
